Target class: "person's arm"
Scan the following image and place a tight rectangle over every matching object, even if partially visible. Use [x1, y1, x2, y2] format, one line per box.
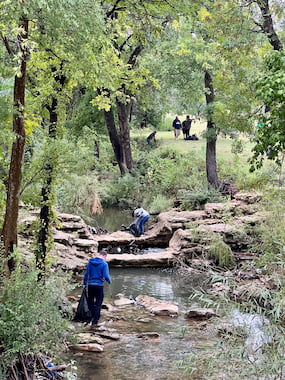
[83, 262, 90, 285]
[103, 263, 112, 284]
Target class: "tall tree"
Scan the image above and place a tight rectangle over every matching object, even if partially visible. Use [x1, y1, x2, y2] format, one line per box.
[249, 0, 284, 170]
[146, 1, 261, 189]
[93, 0, 172, 175]
[1, 3, 29, 273]
[27, 0, 105, 278]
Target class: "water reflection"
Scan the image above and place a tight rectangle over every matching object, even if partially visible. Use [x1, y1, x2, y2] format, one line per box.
[83, 208, 133, 233]
[69, 268, 211, 380]
[105, 268, 207, 309]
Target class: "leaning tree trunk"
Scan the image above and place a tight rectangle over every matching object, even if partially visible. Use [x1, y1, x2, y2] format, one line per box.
[116, 98, 133, 172]
[103, 105, 128, 175]
[257, 0, 283, 51]
[204, 69, 221, 189]
[1, 16, 28, 274]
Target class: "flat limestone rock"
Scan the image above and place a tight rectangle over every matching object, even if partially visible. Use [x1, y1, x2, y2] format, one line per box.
[107, 250, 175, 268]
[113, 294, 135, 306]
[77, 333, 104, 345]
[136, 295, 178, 316]
[69, 343, 104, 352]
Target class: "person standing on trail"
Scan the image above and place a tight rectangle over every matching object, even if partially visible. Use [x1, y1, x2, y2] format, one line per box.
[83, 249, 111, 328]
[182, 115, 193, 139]
[172, 116, 182, 140]
[133, 206, 150, 236]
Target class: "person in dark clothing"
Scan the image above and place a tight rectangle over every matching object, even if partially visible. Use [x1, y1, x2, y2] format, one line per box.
[146, 131, 157, 145]
[182, 115, 193, 139]
[172, 116, 182, 139]
[83, 250, 111, 328]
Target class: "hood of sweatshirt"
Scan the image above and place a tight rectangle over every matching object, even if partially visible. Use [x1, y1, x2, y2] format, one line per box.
[89, 257, 105, 266]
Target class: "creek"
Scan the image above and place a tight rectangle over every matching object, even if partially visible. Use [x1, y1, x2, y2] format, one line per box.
[68, 267, 272, 380]
[83, 208, 133, 233]
[69, 267, 217, 380]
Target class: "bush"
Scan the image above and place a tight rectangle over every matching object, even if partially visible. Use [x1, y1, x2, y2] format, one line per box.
[0, 267, 72, 375]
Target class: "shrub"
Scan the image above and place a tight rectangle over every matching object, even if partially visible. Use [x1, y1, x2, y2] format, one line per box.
[0, 267, 72, 375]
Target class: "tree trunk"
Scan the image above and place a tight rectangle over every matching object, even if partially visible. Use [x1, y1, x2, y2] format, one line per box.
[36, 97, 57, 281]
[36, 63, 66, 281]
[116, 98, 133, 171]
[1, 16, 28, 274]
[103, 105, 128, 175]
[204, 70, 220, 189]
[257, 0, 283, 51]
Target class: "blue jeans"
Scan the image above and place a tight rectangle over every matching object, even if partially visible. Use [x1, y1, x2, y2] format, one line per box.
[86, 284, 104, 325]
[139, 215, 150, 235]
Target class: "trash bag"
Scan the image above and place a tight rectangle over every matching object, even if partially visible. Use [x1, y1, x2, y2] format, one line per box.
[73, 287, 92, 323]
[129, 217, 141, 237]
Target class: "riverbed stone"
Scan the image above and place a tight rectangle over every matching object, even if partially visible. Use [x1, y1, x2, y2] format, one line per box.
[113, 293, 135, 306]
[77, 333, 104, 345]
[136, 295, 179, 317]
[137, 332, 160, 341]
[69, 343, 104, 352]
[185, 308, 218, 320]
[18, 191, 264, 271]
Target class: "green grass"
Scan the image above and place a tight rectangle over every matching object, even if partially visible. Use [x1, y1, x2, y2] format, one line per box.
[132, 120, 254, 167]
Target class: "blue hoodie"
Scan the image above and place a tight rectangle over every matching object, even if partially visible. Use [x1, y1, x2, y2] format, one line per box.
[83, 257, 112, 286]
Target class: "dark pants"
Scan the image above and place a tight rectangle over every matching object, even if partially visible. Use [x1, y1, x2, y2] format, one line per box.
[86, 284, 104, 325]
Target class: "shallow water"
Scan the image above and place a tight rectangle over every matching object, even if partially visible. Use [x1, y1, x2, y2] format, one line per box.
[68, 268, 216, 380]
[83, 208, 133, 233]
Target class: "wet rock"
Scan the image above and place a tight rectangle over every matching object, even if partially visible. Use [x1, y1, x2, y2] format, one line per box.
[185, 308, 218, 320]
[104, 303, 118, 312]
[136, 295, 179, 317]
[113, 293, 135, 306]
[77, 333, 104, 345]
[94, 328, 120, 341]
[137, 332, 160, 341]
[134, 317, 153, 323]
[18, 191, 264, 272]
[69, 343, 104, 352]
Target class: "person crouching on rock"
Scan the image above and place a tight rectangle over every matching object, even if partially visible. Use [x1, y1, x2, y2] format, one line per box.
[133, 206, 150, 236]
[83, 249, 112, 329]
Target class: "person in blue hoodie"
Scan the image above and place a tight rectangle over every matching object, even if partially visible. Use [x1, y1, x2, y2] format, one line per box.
[83, 249, 112, 328]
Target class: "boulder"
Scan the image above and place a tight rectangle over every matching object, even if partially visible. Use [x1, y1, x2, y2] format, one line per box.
[136, 295, 178, 317]
[185, 308, 218, 320]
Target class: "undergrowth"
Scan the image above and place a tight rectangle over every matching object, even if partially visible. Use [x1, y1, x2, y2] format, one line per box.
[0, 265, 74, 377]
